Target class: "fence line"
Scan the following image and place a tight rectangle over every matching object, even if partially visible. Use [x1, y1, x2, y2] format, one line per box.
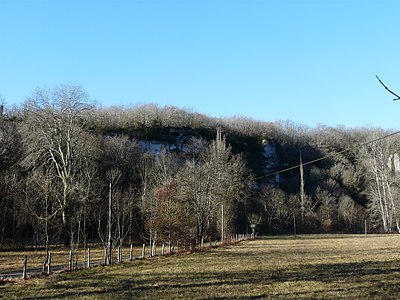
[1, 233, 253, 280]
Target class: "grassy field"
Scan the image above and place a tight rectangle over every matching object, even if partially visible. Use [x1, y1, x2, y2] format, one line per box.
[2, 234, 400, 299]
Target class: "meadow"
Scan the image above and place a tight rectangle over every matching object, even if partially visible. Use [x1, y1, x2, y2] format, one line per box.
[2, 234, 400, 299]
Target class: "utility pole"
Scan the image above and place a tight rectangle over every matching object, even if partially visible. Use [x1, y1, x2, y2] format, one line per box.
[221, 204, 224, 243]
[300, 151, 305, 224]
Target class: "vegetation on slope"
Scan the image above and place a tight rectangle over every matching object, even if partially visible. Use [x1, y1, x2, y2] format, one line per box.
[1, 85, 400, 251]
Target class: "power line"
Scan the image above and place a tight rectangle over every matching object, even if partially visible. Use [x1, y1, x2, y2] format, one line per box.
[255, 130, 400, 180]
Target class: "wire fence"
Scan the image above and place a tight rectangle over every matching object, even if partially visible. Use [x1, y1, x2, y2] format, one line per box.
[0, 234, 253, 280]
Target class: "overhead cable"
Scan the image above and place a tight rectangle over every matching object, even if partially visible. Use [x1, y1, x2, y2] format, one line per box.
[255, 130, 400, 180]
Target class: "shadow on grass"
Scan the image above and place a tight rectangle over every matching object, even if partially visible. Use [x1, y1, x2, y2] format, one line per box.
[258, 234, 395, 241]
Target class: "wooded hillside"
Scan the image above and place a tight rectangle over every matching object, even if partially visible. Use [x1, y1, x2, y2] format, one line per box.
[1, 85, 399, 250]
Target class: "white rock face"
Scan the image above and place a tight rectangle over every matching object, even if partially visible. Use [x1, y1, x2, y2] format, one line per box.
[262, 139, 279, 183]
[394, 153, 400, 172]
[138, 141, 168, 154]
[388, 153, 400, 172]
[138, 140, 187, 154]
[262, 139, 276, 158]
[139, 137, 282, 184]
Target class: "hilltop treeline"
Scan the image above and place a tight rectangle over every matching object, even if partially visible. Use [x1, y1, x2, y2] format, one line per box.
[1, 85, 400, 250]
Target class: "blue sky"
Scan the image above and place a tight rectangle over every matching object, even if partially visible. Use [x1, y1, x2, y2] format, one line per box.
[1, 0, 400, 129]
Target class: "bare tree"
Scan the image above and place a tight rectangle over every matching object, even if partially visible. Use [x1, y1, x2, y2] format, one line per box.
[258, 186, 290, 232]
[0, 170, 23, 247]
[338, 195, 364, 232]
[22, 85, 93, 245]
[106, 168, 121, 265]
[0, 119, 22, 171]
[177, 130, 250, 245]
[25, 168, 61, 253]
[360, 130, 400, 232]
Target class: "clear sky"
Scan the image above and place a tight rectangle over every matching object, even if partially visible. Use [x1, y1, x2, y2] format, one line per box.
[1, 0, 400, 129]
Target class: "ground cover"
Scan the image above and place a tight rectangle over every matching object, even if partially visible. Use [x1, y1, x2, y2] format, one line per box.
[2, 234, 400, 299]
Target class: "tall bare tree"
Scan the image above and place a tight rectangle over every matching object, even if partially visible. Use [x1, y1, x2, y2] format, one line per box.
[22, 85, 93, 245]
[361, 130, 400, 232]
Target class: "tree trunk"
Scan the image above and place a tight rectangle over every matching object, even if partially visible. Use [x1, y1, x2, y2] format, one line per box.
[62, 181, 70, 246]
[107, 181, 112, 265]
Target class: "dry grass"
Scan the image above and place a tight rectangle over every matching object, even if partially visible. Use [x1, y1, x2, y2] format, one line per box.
[2, 234, 400, 299]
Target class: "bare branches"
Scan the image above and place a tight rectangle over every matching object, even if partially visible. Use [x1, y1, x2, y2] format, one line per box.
[376, 75, 400, 101]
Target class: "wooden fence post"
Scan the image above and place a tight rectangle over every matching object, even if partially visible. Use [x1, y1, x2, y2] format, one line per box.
[118, 245, 122, 263]
[68, 250, 73, 271]
[22, 255, 27, 279]
[161, 243, 165, 256]
[142, 244, 146, 258]
[151, 241, 155, 257]
[109, 246, 112, 265]
[129, 244, 133, 261]
[87, 248, 90, 268]
[42, 253, 47, 274]
[47, 252, 52, 275]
